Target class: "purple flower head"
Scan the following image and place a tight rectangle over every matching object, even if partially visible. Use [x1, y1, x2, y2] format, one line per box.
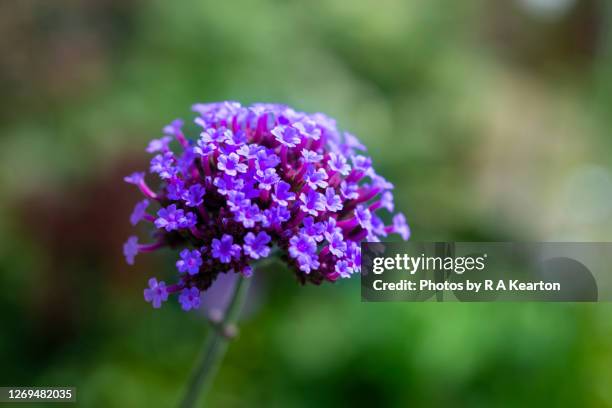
[243, 231, 271, 259]
[176, 249, 203, 275]
[123, 236, 139, 265]
[212, 234, 241, 263]
[130, 199, 150, 226]
[179, 287, 201, 311]
[124, 101, 409, 310]
[144, 278, 168, 308]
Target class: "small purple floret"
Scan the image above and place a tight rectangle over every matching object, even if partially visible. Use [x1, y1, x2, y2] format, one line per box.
[299, 190, 326, 216]
[393, 213, 410, 240]
[146, 136, 172, 153]
[243, 231, 271, 259]
[130, 199, 150, 226]
[255, 168, 280, 191]
[272, 125, 301, 147]
[218, 152, 247, 176]
[150, 152, 176, 179]
[124, 172, 145, 185]
[272, 181, 295, 206]
[176, 249, 203, 275]
[183, 184, 205, 207]
[123, 236, 139, 265]
[179, 287, 201, 311]
[212, 234, 242, 263]
[305, 166, 328, 189]
[155, 204, 183, 231]
[324, 188, 343, 212]
[144, 278, 168, 308]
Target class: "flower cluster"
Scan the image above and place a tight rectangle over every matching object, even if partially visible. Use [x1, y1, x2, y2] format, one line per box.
[124, 102, 409, 310]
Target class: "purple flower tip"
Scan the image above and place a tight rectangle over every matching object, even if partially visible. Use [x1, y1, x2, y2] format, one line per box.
[130, 199, 150, 226]
[123, 236, 139, 265]
[124, 172, 144, 185]
[146, 136, 172, 153]
[393, 213, 410, 240]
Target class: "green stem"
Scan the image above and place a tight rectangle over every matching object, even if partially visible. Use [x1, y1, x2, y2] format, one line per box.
[179, 275, 250, 408]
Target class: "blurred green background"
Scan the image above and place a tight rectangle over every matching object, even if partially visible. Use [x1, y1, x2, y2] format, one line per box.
[2, 0, 612, 406]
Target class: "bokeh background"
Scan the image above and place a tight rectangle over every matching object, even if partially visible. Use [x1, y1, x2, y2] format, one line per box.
[2, 0, 612, 406]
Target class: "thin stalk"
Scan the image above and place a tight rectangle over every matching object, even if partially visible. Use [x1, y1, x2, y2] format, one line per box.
[179, 275, 250, 408]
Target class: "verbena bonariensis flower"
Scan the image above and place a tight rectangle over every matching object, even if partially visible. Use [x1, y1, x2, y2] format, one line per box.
[123, 102, 410, 310]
